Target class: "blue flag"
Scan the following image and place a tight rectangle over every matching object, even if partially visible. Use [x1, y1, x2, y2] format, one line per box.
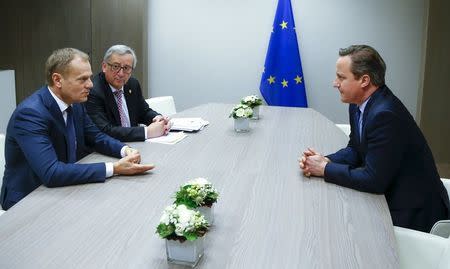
[259, 0, 308, 107]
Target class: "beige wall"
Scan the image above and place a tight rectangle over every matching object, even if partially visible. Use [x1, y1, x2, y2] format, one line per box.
[420, 0, 450, 167]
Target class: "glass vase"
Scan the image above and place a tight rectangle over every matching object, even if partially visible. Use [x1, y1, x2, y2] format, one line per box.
[234, 118, 250, 132]
[251, 105, 260, 120]
[198, 204, 214, 225]
[165, 236, 205, 267]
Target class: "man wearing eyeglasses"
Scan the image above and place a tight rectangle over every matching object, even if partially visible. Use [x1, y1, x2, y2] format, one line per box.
[86, 44, 171, 142]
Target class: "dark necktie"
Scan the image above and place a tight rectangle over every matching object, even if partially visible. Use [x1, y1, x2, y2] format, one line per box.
[113, 90, 128, 127]
[355, 108, 362, 141]
[66, 106, 77, 163]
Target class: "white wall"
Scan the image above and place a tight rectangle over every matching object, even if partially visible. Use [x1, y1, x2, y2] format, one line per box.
[0, 70, 16, 134]
[148, 0, 427, 123]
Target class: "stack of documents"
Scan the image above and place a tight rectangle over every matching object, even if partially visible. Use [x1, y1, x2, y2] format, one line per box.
[146, 131, 187, 145]
[170, 118, 209, 132]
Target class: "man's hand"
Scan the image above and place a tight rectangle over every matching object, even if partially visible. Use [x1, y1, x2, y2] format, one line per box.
[146, 121, 166, 138]
[149, 116, 172, 136]
[298, 148, 330, 177]
[124, 146, 140, 163]
[153, 115, 170, 124]
[113, 154, 155, 175]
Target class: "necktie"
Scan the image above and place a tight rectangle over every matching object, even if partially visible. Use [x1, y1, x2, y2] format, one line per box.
[355, 108, 362, 141]
[113, 90, 128, 127]
[66, 106, 77, 163]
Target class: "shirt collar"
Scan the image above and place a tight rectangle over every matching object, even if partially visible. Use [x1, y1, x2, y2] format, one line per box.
[358, 97, 371, 114]
[109, 84, 124, 93]
[48, 86, 70, 113]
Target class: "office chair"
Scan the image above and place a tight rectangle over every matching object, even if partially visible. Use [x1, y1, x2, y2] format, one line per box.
[0, 133, 5, 214]
[430, 178, 450, 238]
[145, 96, 176, 116]
[394, 226, 450, 269]
[335, 124, 350, 136]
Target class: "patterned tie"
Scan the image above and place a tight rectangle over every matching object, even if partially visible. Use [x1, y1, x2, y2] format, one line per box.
[113, 90, 128, 127]
[66, 106, 77, 163]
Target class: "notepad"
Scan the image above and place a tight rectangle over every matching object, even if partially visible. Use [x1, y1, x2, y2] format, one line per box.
[146, 131, 187, 145]
[170, 118, 209, 132]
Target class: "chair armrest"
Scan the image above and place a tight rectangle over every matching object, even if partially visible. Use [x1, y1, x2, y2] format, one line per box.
[431, 220, 450, 238]
[394, 226, 448, 269]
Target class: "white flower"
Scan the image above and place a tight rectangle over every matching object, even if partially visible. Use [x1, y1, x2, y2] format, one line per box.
[236, 108, 245, 117]
[177, 204, 193, 224]
[160, 211, 170, 225]
[187, 177, 209, 186]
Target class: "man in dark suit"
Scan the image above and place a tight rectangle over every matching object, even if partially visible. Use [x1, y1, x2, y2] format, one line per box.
[86, 45, 171, 142]
[299, 45, 449, 232]
[0, 48, 154, 210]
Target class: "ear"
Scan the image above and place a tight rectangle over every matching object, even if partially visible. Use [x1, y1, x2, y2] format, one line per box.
[102, 62, 108, 73]
[52, 73, 63, 88]
[360, 74, 370, 88]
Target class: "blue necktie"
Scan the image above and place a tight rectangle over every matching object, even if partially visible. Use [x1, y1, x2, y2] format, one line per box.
[355, 108, 361, 141]
[66, 106, 77, 163]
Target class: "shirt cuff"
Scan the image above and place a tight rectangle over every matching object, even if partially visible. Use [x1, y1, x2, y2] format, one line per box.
[120, 145, 129, 157]
[105, 162, 114, 178]
[144, 126, 148, 140]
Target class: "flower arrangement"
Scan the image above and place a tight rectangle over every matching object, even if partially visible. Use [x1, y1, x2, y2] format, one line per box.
[229, 104, 253, 119]
[156, 204, 209, 242]
[240, 95, 263, 108]
[174, 178, 219, 208]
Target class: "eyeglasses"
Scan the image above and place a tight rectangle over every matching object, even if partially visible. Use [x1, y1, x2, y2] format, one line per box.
[106, 62, 133, 74]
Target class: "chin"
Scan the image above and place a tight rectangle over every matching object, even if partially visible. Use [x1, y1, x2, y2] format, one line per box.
[340, 97, 349, 104]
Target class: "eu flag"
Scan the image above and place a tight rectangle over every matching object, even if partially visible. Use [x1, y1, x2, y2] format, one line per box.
[260, 0, 308, 107]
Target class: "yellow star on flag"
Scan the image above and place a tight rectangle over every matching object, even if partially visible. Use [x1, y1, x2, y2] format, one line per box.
[280, 21, 288, 29]
[281, 79, 288, 88]
[294, 75, 303, 84]
[267, 75, 276, 84]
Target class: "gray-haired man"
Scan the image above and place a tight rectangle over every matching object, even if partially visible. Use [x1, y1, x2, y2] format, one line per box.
[86, 44, 170, 142]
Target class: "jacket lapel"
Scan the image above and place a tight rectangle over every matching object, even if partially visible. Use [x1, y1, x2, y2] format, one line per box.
[122, 84, 136, 126]
[40, 87, 68, 137]
[100, 72, 122, 125]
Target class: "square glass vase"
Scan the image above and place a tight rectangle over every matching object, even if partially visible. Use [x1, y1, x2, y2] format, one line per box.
[197, 204, 214, 225]
[234, 118, 250, 132]
[165, 236, 205, 267]
[251, 105, 260, 120]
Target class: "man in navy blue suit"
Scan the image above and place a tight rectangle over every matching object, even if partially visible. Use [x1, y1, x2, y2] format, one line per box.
[299, 45, 449, 232]
[1, 48, 154, 210]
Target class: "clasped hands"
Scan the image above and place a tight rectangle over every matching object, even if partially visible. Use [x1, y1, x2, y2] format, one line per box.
[298, 148, 330, 178]
[147, 115, 172, 138]
[113, 146, 155, 175]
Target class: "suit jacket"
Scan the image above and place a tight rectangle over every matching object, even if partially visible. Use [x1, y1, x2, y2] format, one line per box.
[0, 87, 125, 210]
[86, 72, 160, 142]
[325, 85, 449, 232]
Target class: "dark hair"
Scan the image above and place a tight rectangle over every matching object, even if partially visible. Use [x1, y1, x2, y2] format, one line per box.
[45, 48, 90, 86]
[339, 45, 386, 86]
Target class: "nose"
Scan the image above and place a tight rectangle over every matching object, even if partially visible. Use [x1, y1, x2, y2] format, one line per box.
[333, 79, 339, 88]
[86, 78, 93, 89]
[117, 68, 126, 76]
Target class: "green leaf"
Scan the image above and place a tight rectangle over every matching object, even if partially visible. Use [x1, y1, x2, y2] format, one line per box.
[184, 232, 198, 241]
[156, 223, 175, 238]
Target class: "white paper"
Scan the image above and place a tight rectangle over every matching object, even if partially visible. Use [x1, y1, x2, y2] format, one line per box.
[170, 118, 209, 132]
[146, 131, 187, 145]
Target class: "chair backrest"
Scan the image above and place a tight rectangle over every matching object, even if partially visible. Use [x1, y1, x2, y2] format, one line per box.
[335, 124, 350, 136]
[394, 226, 449, 269]
[145, 96, 176, 116]
[0, 133, 5, 212]
[0, 133, 5, 184]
